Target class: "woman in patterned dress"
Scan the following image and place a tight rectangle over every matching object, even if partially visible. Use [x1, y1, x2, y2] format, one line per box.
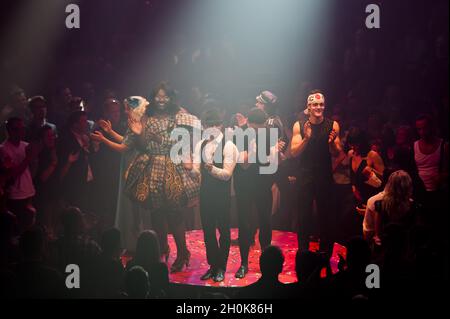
[127, 82, 200, 273]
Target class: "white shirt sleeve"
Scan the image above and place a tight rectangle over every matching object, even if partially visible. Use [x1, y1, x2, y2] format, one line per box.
[363, 191, 384, 235]
[190, 139, 203, 178]
[210, 141, 238, 181]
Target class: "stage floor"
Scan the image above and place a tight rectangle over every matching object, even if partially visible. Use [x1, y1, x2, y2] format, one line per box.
[166, 228, 298, 287]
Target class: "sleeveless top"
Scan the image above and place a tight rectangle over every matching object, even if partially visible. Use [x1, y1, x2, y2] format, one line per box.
[414, 139, 443, 192]
[351, 158, 380, 204]
[297, 117, 334, 185]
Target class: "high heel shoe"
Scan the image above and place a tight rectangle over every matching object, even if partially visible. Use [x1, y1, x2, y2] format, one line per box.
[170, 250, 190, 273]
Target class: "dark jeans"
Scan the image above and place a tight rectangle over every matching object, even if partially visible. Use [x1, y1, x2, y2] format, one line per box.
[200, 193, 231, 271]
[235, 177, 273, 266]
[297, 179, 335, 253]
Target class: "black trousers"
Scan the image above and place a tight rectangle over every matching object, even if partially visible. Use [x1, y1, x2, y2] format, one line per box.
[200, 192, 231, 271]
[235, 175, 273, 266]
[297, 179, 335, 253]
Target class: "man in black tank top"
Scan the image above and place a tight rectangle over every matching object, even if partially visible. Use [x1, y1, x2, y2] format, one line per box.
[290, 90, 344, 254]
[190, 108, 238, 282]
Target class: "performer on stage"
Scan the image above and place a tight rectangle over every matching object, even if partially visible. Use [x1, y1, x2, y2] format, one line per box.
[290, 90, 344, 254]
[190, 108, 238, 282]
[126, 82, 200, 273]
[234, 108, 283, 279]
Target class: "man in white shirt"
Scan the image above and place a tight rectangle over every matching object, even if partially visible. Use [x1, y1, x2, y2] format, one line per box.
[190, 108, 238, 282]
[0, 117, 38, 230]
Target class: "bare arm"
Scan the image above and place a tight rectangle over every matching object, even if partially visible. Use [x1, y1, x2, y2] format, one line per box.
[330, 121, 345, 171]
[98, 120, 124, 143]
[108, 129, 124, 143]
[90, 131, 129, 153]
[290, 121, 309, 158]
[368, 150, 385, 177]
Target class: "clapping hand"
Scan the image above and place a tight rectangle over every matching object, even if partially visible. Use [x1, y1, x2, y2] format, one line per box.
[98, 119, 112, 134]
[328, 129, 338, 143]
[90, 131, 105, 143]
[303, 121, 312, 139]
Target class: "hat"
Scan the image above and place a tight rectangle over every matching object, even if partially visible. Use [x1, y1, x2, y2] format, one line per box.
[256, 90, 278, 105]
[124, 96, 149, 121]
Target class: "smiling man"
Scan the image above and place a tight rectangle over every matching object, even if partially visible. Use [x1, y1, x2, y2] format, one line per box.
[290, 90, 344, 254]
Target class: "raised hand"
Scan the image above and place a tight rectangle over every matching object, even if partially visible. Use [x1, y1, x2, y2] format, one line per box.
[276, 140, 286, 152]
[90, 130, 105, 143]
[204, 163, 213, 172]
[303, 121, 312, 140]
[98, 119, 112, 134]
[328, 129, 338, 143]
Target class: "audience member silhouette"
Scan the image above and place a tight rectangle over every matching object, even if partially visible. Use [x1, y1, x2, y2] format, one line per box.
[236, 245, 287, 299]
[126, 230, 169, 298]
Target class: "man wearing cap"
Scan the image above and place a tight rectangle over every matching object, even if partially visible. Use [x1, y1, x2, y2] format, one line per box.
[290, 90, 343, 254]
[190, 107, 238, 282]
[255, 90, 286, 148]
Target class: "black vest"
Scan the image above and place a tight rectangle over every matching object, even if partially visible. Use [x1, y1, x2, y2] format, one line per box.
[200, 139, 231, 200]
[297, 117, 334, 184]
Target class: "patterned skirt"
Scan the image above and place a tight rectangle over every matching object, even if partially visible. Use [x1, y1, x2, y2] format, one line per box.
[124, 153, 199, 210]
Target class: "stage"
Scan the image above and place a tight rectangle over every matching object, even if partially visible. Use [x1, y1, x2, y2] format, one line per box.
[166, 228, 298, 287]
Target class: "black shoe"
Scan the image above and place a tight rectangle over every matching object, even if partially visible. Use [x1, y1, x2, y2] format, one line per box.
[235, 265, 248, 279]
[170, 250, 190, 273]
[200, 268, 215, 281]
[213, 269, 225, 282]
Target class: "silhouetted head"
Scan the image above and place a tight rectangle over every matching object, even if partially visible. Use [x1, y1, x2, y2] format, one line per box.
[347, 127, 370, 156]
[5, 117, 25, 143]
[415, 114, 435, 141]
[201, 107, 224, 129]
[125, 266, 149, 299]
[135, 230, 160, 267]
[247, 107, 268, 129]
[61, 207, 84, 238]
[67, 110, 89, 134]
[260, 245, 284, 280]
[28, 96, 47, 123]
